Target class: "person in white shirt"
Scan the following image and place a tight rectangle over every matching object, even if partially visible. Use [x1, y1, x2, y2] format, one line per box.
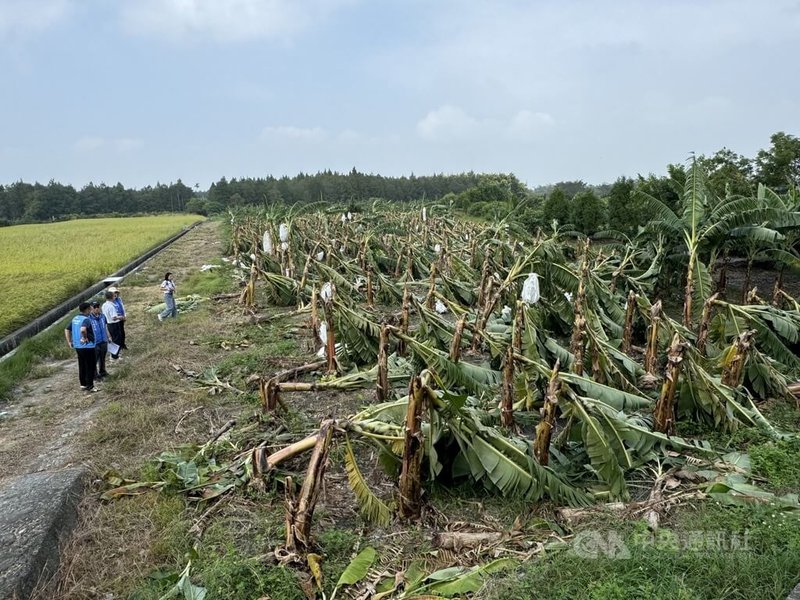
[158, 272, 177, 321]
[102, 291, 123, 359]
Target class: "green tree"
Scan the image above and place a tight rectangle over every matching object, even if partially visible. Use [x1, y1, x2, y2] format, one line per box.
[756, 131, 800, 191]
[570, 190, 605, 235]
[697, 147, 754, 200]
[605, 177, 638, 235]
[542, 188, 570, 227]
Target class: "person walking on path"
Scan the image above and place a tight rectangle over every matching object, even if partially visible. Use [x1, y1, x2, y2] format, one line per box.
[102, 291, 124, 360]
[90, 301, 111, 380]
[158, 272, 178, 321]
[64, 302, 98, 392]
[109, 286, 128, 352]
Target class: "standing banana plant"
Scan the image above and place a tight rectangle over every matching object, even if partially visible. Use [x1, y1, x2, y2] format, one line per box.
[638, 159, 800, 327]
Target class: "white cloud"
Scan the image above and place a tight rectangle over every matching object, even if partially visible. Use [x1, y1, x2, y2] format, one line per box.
[0, 0, 71, 38]
[416, 106, 555, 143]
[506, 110, 556, 140]
[416, 105, 480, 141]
[260, 125, 327, 142]
[74, 137, 105, 152]
[73, 137, 144, 153]
[114, 138, 145, 152]
[120, 0, 357, 43]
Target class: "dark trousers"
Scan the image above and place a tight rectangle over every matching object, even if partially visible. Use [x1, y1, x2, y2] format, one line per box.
[76, 348, 96, 389]
[108, 323, 122, 358]
[95, 341, 108, 377]
[118, 321, 127, 350]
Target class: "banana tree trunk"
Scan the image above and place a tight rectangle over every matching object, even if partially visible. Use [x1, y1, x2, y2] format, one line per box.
[741, 259, 753, 304]
[621, 291, 637, 355]
[570, 252, 589, 374]
[398, 376, 425, 520]
[644, 301, 662, 376]
[653, 334, 686, 435]
[240, 263, 257, 307]
[376, 323, 389, 401]
[772, 278, 782, 308]
[366, 266, 374, 308]
[695, 293, 719, 355]
[398, 284, 410, 356]
[512, 300, 525, 354]
[721, 330, 756, 388]
[322, 295, 338, 375]
[501, 346, 515, 428]
[287, 419, 335, 552]
[425, 262, 437, 309]
[683, 253, 696, 328]
[716, 253, 728, 296]
[449, 316, 466, 362]
[534, 359, 561, 465]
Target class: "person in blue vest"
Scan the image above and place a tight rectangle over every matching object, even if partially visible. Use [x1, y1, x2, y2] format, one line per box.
[90, 301, 111, 380]
[64, 302, 98, 392]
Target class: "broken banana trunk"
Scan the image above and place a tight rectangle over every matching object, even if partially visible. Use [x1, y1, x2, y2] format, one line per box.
[721, 330, 756, 388]
[621, 291, 637, 355]
[534, 359, 561, 465]
[695, 293, 719, 355]
[398, 284, 410, 356]
[398, 375, 426, 520]
[501, 346, 515, 428]
[653, 334, 686, 435]
[376, 323, 390, 401]
[644, 300, 662, 376]
[449, 316, 466, 362]
[286, 419, 335, 552]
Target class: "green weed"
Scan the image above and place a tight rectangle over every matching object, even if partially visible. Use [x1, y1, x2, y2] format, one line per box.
[750, 438, 800, 492]
[180, 266, 234, 296]
[486, 503, 800, 600]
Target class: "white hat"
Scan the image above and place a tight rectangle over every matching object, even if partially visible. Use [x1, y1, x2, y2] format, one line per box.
[108, 286, 120, 293]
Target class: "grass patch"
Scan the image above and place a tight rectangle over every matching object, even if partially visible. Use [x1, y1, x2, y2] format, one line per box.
[485, 503, 800, 600]
[180, 266, 235, 296]
[750, 438, 800, 492]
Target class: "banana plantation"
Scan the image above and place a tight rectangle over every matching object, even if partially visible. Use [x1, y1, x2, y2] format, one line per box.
[124, 164, 800, 598]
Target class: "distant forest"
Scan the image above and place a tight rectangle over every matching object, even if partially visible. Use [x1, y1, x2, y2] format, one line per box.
[1, 131, 798, 236]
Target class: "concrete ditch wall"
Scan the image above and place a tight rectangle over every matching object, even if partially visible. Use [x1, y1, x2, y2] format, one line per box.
[0, 221, 201, 359]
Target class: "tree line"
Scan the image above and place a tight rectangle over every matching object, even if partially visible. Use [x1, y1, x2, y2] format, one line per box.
[0, 180, 195, 225]
[1, 131, 797, 230]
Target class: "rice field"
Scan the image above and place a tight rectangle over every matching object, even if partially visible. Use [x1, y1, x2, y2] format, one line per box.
[0, 215, 203, 337]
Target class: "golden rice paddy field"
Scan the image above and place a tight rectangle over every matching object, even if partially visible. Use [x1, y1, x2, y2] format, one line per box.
[0, 215, 203, 337]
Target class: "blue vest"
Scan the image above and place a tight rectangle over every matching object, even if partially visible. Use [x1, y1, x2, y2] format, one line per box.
[71, 315, 95, 349]
[113, 297, 125, 317]
[90, 314, 107, 343]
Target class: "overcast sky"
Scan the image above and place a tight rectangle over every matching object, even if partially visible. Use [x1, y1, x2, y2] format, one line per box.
[1, 0, 798, 191]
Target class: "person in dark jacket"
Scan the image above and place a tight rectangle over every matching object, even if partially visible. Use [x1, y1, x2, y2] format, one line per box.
[64, 302, 98, 392]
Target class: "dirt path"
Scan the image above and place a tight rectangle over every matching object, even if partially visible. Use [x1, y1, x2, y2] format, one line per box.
[0, 359, 99, 479]
[0, 222, 226, 486]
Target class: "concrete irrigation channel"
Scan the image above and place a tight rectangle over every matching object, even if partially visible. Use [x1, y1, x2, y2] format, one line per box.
[0, 220, 202, 600]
